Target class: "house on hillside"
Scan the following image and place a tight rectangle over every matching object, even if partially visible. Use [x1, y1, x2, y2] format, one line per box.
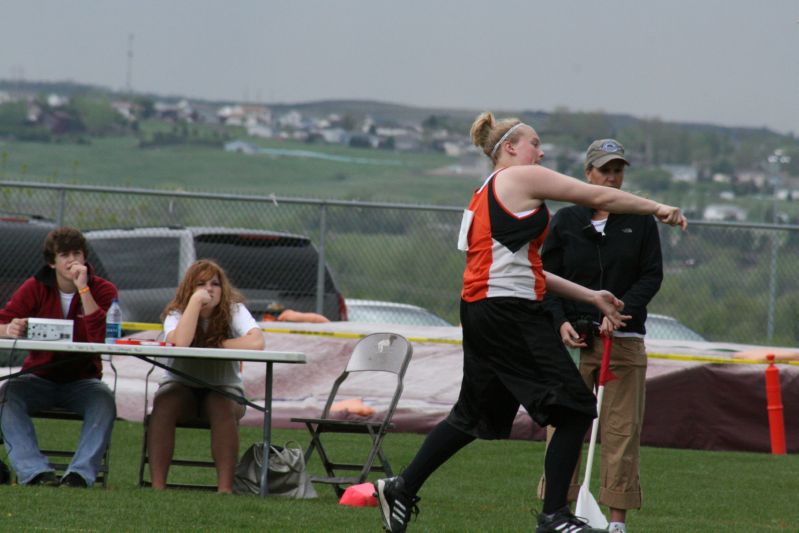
[217, 104, 271, 127]
[348, 132, 379, 149]
[441, 141, 467, 157]
[189, 102, 219, 123]
[224, 140, 260, 155]
[392, 132, 423, 152]
[361, 115, 375, 134]
[318, 128, 349, 144]
[154, 100, 197, 122]
[539, 143, 582, 173]
[703, 204, 747, 222]
[111, 100, 137, 122]
[46, 93, 68, 107]
[246, 124, 274, 138]
[42, 110, 79, 134]
[775, 186, 799, 201]
[662, 164, 698, 183]
[736, 171, 767, 189]
[25, 101, 42, 123]
[277, 110, 304, 129]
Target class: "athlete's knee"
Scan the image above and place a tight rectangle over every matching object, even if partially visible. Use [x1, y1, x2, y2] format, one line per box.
[547, 406, 593, 433]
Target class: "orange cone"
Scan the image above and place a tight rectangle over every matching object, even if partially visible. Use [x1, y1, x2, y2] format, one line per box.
[339, 483, 378, 507]
[765, 355, 786, 455]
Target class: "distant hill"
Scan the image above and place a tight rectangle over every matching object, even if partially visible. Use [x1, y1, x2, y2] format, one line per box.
[0, 79, 118, 98]
[269, 99, 471, 124]
[1, 78, 784, 138]
[1, 78, 795, 175]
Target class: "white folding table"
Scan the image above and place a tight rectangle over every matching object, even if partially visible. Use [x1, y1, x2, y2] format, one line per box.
[0, 338, 305, 496]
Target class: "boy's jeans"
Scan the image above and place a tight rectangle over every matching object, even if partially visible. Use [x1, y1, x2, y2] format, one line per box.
[0, 374, 115, 486]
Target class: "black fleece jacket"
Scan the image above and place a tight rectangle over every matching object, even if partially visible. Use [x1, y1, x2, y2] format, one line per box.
[541, 205, 663, 335]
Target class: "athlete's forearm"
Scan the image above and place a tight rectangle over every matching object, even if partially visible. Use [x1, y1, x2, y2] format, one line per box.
[544, 271, 596, 304]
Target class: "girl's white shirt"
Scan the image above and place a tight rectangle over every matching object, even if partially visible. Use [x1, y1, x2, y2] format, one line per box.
[160, 302, 259, 392]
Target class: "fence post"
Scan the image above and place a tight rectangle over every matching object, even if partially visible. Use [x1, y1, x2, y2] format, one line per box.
[315, 203, 328, 315]
[766, 232, 779, 342]
[56, 187, 66, 226]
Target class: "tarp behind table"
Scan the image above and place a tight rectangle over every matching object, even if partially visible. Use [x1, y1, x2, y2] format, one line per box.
[110, 329, 799, 453]
[643, 359, 799, 453]
[109, 329, 469, 429]
[256, 332, 799, 452]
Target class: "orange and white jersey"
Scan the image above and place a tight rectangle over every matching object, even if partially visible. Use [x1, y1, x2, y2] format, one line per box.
[460, 169, 550, 302]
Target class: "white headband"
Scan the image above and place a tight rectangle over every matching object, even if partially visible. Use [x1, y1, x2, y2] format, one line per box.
[490, 122, 526, 157]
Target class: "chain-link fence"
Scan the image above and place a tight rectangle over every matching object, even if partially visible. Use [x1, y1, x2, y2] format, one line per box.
[2, 181, 799, 347]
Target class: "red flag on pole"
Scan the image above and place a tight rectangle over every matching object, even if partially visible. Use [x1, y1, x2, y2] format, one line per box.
[599, 334, 618, 386]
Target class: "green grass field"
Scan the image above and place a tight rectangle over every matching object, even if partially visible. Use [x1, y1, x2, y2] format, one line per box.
[0, 133, 478, 205]
[0, 419, 796, 532]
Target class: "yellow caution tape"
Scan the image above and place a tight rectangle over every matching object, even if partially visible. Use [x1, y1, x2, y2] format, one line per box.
[260, 327, 365, 340]
[259, 327, 463, 345]
[122, 322, 799, 366]
[122, 322, 162, 331]
[646, 352, 799, 366]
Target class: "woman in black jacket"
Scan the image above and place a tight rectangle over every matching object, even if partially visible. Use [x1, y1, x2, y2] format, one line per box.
[541, 139, 663, 533]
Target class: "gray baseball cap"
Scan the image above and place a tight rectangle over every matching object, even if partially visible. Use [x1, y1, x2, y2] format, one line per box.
[585, 139, 630, 169]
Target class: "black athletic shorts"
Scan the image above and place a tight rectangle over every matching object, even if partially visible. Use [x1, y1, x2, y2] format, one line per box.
[446, 297, 597, 439]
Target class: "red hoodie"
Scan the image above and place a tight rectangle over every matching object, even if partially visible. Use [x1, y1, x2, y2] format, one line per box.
[0, 264, 118, 383]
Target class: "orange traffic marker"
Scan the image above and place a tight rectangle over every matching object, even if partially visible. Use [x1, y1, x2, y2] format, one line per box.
[765, 354, 786, 455]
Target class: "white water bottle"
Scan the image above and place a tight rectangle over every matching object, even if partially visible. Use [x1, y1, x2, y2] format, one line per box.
[105, 298, 122, 344]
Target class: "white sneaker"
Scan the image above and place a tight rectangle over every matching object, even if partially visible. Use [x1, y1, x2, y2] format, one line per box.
[608, 524, 627, 533]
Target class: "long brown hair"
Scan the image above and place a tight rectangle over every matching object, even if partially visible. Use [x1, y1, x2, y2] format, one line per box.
[161, 259, 244, 348]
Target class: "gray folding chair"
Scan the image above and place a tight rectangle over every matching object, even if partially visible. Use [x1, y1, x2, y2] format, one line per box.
[291, 332, 413, 497]
[137, 365, 218, 491]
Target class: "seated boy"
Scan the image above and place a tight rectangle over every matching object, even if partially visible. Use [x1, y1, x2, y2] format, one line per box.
[0, 227, 117, 487]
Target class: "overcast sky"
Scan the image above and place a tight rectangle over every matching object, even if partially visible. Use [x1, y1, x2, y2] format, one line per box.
[1, 0, 797, 134]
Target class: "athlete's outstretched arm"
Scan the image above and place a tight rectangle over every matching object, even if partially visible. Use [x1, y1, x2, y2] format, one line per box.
[503, 166, 688, 229]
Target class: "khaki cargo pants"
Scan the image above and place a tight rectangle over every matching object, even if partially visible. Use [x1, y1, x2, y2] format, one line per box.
[538, 336, 646, 510]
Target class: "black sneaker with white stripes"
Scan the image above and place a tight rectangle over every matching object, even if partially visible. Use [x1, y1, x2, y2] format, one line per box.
[374, 476, 420, 532]
[536, 506, 607, 532]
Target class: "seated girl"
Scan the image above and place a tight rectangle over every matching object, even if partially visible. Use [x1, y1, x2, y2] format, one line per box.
[147, 259, 265, 493]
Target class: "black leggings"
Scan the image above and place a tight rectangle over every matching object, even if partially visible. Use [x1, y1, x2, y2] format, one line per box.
[543, 407, 593, 513]
[401, 419, 475, 495]
[400, 407, 592, 514]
